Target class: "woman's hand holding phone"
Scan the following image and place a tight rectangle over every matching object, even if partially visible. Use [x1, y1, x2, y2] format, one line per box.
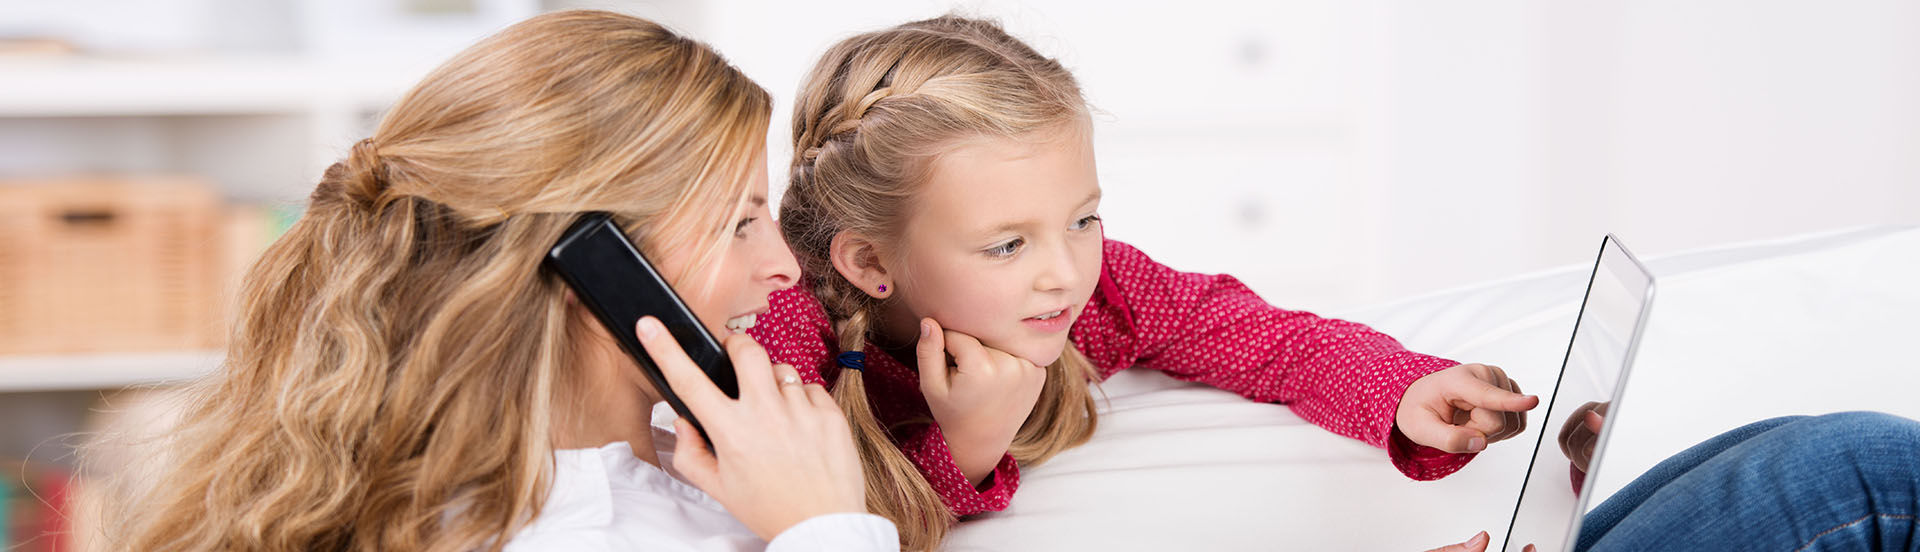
[634, 316, 868, 541]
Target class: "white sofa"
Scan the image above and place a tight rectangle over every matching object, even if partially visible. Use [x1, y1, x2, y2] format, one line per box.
[943, 226, 1920, 551]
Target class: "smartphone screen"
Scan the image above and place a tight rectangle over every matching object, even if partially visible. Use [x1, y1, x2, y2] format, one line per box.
[545, 212, 738, 448]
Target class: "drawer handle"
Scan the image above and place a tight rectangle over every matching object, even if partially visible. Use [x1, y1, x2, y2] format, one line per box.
[58, 209, 118, 226]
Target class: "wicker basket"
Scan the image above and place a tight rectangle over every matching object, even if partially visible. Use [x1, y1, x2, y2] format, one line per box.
[0, 177, 225, 354]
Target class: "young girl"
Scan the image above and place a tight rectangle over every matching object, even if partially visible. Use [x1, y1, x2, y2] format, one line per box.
[747, 15, 1538, 550]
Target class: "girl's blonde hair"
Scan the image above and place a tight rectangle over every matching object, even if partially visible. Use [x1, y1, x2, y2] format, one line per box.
[781, 15, 1100, 550]
[90, 11, 770, 551]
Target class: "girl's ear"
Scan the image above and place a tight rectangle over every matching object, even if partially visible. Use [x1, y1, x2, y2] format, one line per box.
[829, 231, 895, 299]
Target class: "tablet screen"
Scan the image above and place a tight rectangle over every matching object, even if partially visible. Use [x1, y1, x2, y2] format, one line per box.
[1503, 236, 1655, 552]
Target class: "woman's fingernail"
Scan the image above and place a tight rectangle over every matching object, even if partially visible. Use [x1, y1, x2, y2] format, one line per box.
[920, 319, 932, 338]
[1469, 437, 1487, 452]
[638, 317, 661, 339]
[1469, 531, 1488, 545]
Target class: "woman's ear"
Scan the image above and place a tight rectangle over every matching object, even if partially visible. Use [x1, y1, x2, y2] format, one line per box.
[561, 291, 615, 342]
[829, 231, 895, 299]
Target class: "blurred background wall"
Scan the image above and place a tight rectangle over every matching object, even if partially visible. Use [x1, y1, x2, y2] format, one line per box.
[0, 1, 1914, 547]
[7, 0, 1913, 307]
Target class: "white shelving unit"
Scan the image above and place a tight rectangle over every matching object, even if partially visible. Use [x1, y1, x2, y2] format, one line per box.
[0, 55, 424, 471]
[0, 56, 424, 391]
[0, 54, 438, 201]
[0, 351, 221, 392]
[0, 56, 413, 116]
[0, 1, 682, 482]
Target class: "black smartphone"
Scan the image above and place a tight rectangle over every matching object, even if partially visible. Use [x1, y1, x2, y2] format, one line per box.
[545, 212, 738, 449]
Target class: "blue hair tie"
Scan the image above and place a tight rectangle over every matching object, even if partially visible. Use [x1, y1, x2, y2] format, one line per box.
[836, 351, 866, 371]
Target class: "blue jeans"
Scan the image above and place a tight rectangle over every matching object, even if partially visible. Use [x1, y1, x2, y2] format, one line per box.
[1577, 411, 1920, 551]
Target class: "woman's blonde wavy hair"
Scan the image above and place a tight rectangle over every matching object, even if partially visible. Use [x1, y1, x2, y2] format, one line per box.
[780, 15, 1101, 551]
[88, 10, 770, 551]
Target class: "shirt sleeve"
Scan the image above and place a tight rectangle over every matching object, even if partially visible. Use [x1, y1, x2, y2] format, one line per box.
[1096, 239, 1475, 480]
[855, 342, 1022, 516]
[894, 421, 1021, 516]
[766, 513, 901, 552]
[750, 285, 1022, 516]
[749, 286, 839, 387]
[503, 530, 624, 552]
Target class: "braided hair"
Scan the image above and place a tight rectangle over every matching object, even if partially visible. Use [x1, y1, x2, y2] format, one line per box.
[781, 15, 1102, 551]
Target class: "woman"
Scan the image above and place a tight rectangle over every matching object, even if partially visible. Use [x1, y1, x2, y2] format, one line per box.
[92, 11, 894, 551]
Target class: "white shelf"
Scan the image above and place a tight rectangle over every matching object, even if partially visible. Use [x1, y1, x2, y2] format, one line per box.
[0, 53, 440, 202]
[0, 54, 434, 117]
[0, 350, 221, 392]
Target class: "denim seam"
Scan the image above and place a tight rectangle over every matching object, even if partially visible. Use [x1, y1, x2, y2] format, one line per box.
[1792, 513, 1916, 552]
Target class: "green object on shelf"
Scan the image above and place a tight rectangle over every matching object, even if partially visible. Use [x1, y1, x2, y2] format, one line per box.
[269, 202, 302, 238]
[1, 475, 11, 547]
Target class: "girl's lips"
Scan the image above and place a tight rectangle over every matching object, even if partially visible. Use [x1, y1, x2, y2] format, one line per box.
[1022, 308, 1071, 333]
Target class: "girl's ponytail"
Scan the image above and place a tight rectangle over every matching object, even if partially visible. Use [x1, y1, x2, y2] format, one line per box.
[780, 14, 1104, 551]
[827, 305, 952, 551]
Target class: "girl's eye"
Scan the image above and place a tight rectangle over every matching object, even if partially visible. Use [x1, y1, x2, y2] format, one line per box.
[986, 238, 1024, 258]
[1071, 214, 1102, 230]
[733, 217, 756, 237]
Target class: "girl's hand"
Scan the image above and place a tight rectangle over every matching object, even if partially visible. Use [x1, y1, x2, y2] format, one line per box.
[915, 317, 1047, 487]
[1422, 531, 1537, 552]
[636, 316, 868, 541]
[1424, 531, 1491, 552]
[1558, 401, 1609, 473]
[1395, 363, 1540, 453]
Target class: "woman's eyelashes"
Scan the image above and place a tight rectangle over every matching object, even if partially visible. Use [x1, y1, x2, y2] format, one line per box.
[732, 216, 757, 238]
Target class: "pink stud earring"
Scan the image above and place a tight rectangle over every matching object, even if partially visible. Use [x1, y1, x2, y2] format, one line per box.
[878, 284, 888, 293]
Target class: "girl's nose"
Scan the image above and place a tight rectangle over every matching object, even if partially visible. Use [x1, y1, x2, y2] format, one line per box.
[1033, 241, 1083, 293]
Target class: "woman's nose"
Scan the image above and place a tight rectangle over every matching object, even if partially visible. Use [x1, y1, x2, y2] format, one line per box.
[759, 234, 801, 291]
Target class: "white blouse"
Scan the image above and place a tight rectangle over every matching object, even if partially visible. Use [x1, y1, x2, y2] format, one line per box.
[505, 429, 898, 551]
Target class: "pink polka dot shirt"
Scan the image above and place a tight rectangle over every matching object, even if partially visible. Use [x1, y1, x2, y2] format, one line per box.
[746, 239, 1475, 518]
